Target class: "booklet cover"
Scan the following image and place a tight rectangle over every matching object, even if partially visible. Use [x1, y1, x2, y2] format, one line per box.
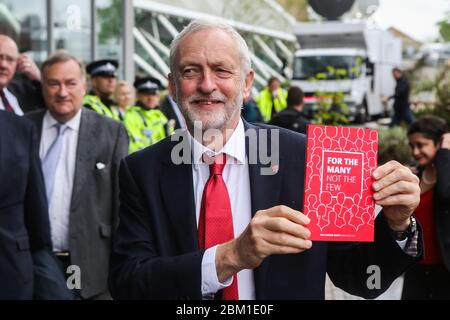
[303, 124, 378, 242]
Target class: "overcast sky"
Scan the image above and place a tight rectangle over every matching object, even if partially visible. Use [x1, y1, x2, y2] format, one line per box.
[371, 0, 450, 42]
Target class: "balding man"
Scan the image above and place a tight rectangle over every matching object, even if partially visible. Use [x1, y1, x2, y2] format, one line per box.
[109, 19, 422, 300]
[0, 35, 45, 115]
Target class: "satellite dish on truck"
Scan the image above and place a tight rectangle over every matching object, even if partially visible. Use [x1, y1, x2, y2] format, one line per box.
[308, 0, 356, 20]
[357, 0, 380, 18]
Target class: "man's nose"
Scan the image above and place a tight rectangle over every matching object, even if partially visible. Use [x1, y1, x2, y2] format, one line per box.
[0, 59, 8, 69]
[57, 85, 69, 97]
[198, 70, 217, 94]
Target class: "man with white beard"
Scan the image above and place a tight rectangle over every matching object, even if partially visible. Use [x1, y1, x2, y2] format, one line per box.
[109, 19, 422, 300]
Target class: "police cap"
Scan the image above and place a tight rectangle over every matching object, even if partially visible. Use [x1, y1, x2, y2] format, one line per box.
[134, 77, 163, 94]
[86, 59, 119, 77]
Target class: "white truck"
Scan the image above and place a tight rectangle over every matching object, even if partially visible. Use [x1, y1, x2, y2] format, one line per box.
[292, 21, 402, 122]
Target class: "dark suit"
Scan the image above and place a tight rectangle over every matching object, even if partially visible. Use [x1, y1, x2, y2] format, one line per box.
[0, 111, 52, 299]
[402, 148, 450, 299]
[434, 148, 450, 270]
[389, 77, 413, 127]
[7, 78, 45, 114]
[160, 96, 183, 130]
[27, 108, 129, 299]
[109, 121, 420, 300]
[269, 108, 309, 134]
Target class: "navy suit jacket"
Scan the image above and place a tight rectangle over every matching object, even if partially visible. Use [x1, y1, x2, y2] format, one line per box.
[109, 120, 420, 300]
[432, 149, 450, 271]
[0, 111, 52, 299]
[7, 78, 46, 114]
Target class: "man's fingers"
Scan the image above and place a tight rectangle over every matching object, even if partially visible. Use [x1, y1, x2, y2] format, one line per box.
[373, 181, 419, 201]
[375, 193, 418, 207]
[262, 236, 313, 254]
[265, 217, 311, 239]
[373, 160, 403, 180]
[372, 163, 419, 192]
[261, 205, 310, 226]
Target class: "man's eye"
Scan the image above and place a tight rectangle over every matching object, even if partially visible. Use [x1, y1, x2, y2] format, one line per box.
[182, 69, 198, 77]
[216, 69, 232, 78]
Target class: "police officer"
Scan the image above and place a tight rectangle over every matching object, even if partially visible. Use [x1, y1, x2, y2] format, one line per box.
[124, 77, 173, 153]
[84, 59, 120, 121]
[256, 76, 287, 123]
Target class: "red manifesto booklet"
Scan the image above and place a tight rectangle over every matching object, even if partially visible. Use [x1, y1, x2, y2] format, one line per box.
[303, 124, 378, 242]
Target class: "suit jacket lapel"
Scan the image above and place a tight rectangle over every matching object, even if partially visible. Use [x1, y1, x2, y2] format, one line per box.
[244, 120, 284, 300]
[70, 109, 96, 212]
[26, 110, 45, 149]
[160, 132, 198, 253]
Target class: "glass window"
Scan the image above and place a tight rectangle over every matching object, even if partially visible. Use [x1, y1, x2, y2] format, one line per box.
[96, 0, 123, 73]
[0, 0, 47, 65]
[294, 55, 363, 80]
[53, 0, 92, 63]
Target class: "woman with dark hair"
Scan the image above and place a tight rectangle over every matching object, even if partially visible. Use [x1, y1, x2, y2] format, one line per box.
[402, 115, 450, 299]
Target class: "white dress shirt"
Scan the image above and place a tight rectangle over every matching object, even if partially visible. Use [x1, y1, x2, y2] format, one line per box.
[0, 88, 24, 115]
[39, 109, 82, 252]
[191, 119, 255, 300]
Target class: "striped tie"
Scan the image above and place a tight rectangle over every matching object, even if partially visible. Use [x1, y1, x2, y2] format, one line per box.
[0, 89, 14, 113]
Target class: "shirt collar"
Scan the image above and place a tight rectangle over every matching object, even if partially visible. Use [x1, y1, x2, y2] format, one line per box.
[190, 118, 246, 165]
[44, 108, 83, 132]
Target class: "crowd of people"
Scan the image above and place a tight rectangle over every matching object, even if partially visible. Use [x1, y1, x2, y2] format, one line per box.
[0, 18, 448, 300]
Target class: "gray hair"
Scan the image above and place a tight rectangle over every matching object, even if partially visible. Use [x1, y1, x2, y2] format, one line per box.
[41, 50, 86, 80]
[169, 19, 252, 80]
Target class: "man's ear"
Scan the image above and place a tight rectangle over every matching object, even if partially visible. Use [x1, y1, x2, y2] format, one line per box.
[243, 70, 255, 101]
[168, 73, 177, 101]
[82, 80, 88, 95]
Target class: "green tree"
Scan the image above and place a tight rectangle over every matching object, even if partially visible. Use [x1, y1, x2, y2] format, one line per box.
[276, 0, 309, 21]
[437, 11, 450, 42]
[97, 0, 122, 44]
[435, 64, 450, 124]
[378, 127, 412, 166]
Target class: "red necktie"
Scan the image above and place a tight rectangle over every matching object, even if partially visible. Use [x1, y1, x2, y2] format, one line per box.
[0, 90, 14, 113]
[198, 154, 239, 300]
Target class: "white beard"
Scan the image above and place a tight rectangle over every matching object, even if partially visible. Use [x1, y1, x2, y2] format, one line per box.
[177, 87, 243, 131]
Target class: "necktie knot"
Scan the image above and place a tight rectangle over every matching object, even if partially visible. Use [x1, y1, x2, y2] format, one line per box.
[203, 153, 226, 176]
[55, 123, 68, 136]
